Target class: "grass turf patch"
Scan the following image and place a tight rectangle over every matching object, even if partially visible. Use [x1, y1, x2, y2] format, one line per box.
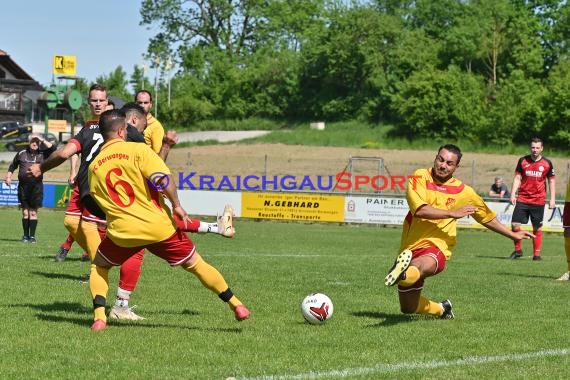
[0, 208, 569, 379]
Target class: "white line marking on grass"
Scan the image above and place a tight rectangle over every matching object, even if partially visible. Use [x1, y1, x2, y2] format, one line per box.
[239, 348, 570, 380]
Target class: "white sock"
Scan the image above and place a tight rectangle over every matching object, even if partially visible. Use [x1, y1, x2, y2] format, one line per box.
[198, 222, 219, 234]
[115, 287, 131, 308]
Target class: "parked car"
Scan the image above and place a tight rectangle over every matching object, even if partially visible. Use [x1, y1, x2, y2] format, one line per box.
[0, 121, 31, 139]
[5, 132, 58, 152]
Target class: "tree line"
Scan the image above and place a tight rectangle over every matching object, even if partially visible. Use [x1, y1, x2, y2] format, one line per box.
[73, 0, 570, 149]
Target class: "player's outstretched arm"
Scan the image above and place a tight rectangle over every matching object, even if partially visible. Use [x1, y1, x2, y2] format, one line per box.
[28, 142, 78, 178]
[415, 204, 476, 220]
[160, 173, 188, 221]
[483, 217, 534, 241]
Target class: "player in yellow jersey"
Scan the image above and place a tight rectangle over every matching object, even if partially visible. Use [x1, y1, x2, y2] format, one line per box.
[384, 144, 533, 319]
[557, 180, 570, 280]
[88, 109, 249, 331]
[135, 90, 164, 153]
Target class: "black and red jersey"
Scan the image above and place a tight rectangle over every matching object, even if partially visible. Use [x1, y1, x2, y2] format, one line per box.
[70, 120, 147, 208]
[514, 155, 555, 205]
[68, 120, 103, 201]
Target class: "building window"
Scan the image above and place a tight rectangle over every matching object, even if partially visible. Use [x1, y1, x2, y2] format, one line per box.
[0, 90, 22, 111]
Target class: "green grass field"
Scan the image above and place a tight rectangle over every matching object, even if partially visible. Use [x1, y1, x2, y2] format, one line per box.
[1, 208, 570, 379]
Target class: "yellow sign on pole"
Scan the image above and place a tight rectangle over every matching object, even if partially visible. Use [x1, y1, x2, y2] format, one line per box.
[48, 119, 68, 132]
[53, 55, 77, 76]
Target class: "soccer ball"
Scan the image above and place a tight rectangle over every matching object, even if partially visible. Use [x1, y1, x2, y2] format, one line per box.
[301, 293, 334, 325]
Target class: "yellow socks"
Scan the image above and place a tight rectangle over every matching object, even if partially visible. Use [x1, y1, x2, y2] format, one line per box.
[415, 296, 444, 317]
[89, 264, 110, 322]
[398, 265, 420, 287]
[184, 257, 243, 310]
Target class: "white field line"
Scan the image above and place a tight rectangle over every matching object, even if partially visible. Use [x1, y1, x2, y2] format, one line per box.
[238, 348, 570, 380]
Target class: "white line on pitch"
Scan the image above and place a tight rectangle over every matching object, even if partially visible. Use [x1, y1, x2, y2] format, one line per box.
[237, 348, 570, 380]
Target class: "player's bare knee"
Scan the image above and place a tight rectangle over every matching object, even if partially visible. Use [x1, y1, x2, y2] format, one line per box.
[181, 252, 202, 269]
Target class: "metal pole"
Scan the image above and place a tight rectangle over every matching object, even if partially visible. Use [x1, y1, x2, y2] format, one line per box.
[154, 69, 158, 117]
[168, 74, 171, 107]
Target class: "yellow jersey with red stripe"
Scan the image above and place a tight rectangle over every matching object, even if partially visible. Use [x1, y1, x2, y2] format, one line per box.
[143, 113, 165, 153]
[400, 168, 496, 259]
[88, 138, 176, 247]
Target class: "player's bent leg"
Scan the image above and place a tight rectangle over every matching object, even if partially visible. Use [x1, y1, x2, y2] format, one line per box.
[80, 219, 102, 262]
[90, 257, 112, 331]
[217, 204, 236, 238]
[56, 217, 81, 262]
[384, 249, 412, 286]
[416, 296, 452, 318]
[63, 214, 81, 237]
[398, 288, 421, 314]
[55, 232, 76, 262]
[173, 214, 201, 232]
[64, 214, 91, 254]
[173, 204, 236, 237]
[510, 221, 523, 258]
[440, 299, 454, 319]
[182, 253, 249, 321]
[109, 249, 146, 321]
[149, 230, 249, 321]
[399, 290, 453, 319]
[532, 228, 543, 260]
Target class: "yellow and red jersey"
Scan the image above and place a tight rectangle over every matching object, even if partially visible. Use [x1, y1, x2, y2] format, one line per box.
[143, 113, 165, 153]
[88, 138, 176, 247]
[400, 168, 496, 259]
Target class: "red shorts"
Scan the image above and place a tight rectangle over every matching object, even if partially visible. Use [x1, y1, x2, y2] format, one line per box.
[97, 229, 196, 267]
[398, 246, 447, 292]
[65, 186, 82, 216]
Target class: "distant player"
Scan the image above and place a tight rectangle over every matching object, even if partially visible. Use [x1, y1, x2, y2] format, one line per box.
[509, 137, 556, 261]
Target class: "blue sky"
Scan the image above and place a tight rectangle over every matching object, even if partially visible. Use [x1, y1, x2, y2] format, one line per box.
[2, 1, 157, 87]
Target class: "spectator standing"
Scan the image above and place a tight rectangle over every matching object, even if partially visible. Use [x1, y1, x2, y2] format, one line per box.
[4, 133, 55, 242]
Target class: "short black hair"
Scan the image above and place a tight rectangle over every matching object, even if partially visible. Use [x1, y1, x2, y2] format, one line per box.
[99, 109, 126, 138]
[438, 144, 463, 163]
[121, 102, 146, 119]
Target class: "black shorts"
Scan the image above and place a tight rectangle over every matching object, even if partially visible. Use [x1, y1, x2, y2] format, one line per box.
[512, 202, 545, 229]
[18, 181, 43, 209]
